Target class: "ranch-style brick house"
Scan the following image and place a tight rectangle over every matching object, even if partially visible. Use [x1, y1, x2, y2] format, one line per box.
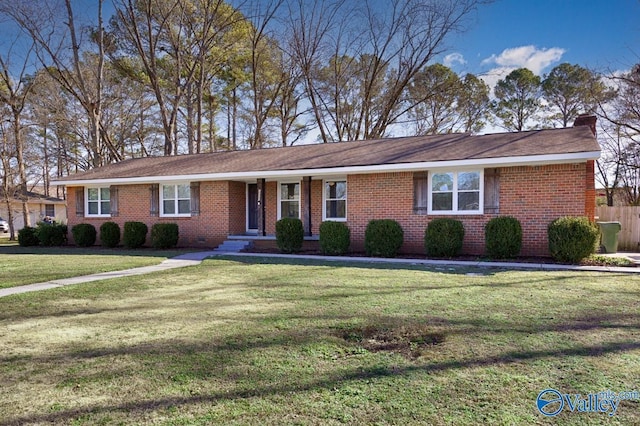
[55, 116, 600, 256]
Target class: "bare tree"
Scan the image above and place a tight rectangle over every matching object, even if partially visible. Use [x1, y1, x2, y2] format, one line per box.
[0, 39, 36, 227]
[112, 0, 247, 155]
[0, 0, 122, 167]
[287, 0, 483, 142]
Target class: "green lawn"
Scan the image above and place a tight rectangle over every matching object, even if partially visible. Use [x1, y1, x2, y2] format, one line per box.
[0, 246, 190, 288]
[0, 256, 638, 425]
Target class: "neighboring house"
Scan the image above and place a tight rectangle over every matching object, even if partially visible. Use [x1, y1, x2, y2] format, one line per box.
[0, 190, 67, 232]
[54, 116, 600, 256]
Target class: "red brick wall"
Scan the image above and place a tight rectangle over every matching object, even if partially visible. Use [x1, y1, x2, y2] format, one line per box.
[67, 182, 241, 248]
[346, 162, 590, 256]
[228, 181, 246, 234]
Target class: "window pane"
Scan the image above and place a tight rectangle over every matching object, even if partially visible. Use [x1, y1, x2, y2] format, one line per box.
[282, 183, 299, 200]
[178, 199, 190, 214]
[45, 204, 55, 217]
[100, 187, 110, 201]
[177, 184, 190, 199]
[87, 188, 98, 201]
[325, 181, 346, 199]
[458, 192, 480, 211]
[101, 201, 111, 215]
[458, 172, 480, 191]
[326, 200, 346, 218]
[163, 200, 175, 214]
[88, 201, 98, 215]
[282, 201, 299, 218]
[432, 173, 453, 192]
[163, 185, 174, 199]
[432, 193, 453, 211]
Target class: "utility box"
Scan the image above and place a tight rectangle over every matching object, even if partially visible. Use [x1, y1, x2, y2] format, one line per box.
[597, 221, 622, 253]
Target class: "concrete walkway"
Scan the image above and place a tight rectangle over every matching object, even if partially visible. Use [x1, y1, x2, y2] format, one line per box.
[1, 250, 638, 298]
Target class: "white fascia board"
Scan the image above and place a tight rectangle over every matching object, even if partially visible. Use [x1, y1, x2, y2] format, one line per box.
[53, 151, 600, 186]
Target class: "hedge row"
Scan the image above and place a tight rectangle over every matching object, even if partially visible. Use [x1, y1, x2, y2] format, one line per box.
[17, 221, 173, 249]
[276, 216, 598, 263]
[59, 216, 596, 263]
[18, 222, 68, 247]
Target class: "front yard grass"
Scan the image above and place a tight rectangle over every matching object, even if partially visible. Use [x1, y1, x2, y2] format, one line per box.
[0, 246, 190, 288]
[0, 256, 638, 425]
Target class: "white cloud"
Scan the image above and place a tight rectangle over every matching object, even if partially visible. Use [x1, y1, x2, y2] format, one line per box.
[481, 45, 566, 75]
[443, 52, 466, 68]
[478, 45, 566, 95]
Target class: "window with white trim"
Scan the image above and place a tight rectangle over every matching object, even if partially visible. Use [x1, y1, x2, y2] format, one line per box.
[279, 182, 300, 218]
[86, 187, 110, 216]
[323, 179, 346, 220]
[429, 171, 482, 214]
[161, 183, 191, 216]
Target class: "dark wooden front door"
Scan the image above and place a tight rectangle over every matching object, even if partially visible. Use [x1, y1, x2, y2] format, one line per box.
[247, 183, 258, 230]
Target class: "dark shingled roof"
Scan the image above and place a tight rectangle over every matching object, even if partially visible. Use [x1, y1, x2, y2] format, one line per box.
[57, 126, 600, 182]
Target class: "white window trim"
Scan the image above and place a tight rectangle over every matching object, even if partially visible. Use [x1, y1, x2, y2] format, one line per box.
[85, 186, 111, 217]
[322, 178, 347, 221]
[277, 180, 301, 219]
[160, 183, 191, 217]
[428, 169, 484, 215]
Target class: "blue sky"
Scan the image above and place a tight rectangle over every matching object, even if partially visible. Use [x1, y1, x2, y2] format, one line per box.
[442, 0, 640, 87]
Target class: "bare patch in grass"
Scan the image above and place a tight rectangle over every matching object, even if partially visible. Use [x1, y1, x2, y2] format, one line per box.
[336, 320, 446, 359]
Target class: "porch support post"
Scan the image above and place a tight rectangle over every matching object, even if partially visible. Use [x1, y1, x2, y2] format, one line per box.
[257, 178, 266, 236]
[302, 176, 312, 236]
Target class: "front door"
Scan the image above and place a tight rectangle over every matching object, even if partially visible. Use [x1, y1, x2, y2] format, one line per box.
[247, 183, 258, 231]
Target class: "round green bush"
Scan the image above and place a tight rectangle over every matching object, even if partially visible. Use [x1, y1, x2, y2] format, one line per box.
[275, 218, 304, 253]
[18, 226, 39, 247]
[36, 222, 67, 246]
[364, 219, 404, 258]
[123, 221, 148, 249]
[100, 221, 121, 248]
[548, 216, 599, 263]
[151, 223, 179, 249]
[319, 221, 350, 255]
[485, 216, 522, 259]
[72, 223, 97, 247]
[424, 218, 465, 257]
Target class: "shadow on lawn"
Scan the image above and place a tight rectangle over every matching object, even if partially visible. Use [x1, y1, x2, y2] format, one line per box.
[3, 337, 639, 426]
[0, 245, 193, 258]
[215, 255, 513, 275]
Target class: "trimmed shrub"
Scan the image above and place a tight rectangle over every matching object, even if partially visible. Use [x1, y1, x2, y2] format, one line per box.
[548, 216, 599, 263]
[18, 226, 39, 247]
[151, 223, 179, 249]
[72, 223, 97, 247]
[425, 218, 465, 257]
[100, 221, 121, 248]
[123, 221, 148, 249]
[485, 216, 522, 259]
[319, 221, 350, 255]
[364, 219, 404, 258]
[275, 217, 304, 253]
[36, 222, 67, 246]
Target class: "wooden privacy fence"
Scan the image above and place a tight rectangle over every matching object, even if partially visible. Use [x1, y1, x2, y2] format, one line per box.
[595, 206, 640, 251]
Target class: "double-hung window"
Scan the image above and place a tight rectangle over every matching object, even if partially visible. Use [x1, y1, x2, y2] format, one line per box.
[86, 187, 110, 216]
[323, 179, 346, 220]
[279, 182, 300, 218]
[428, 171, 482, 214]
[161, 183, 191, 217]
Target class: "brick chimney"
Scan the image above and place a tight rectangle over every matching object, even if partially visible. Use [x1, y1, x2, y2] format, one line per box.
[573, 114, 597, 136]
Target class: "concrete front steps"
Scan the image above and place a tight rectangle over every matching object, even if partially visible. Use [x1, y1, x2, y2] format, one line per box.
[214, 239, 254, 253]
